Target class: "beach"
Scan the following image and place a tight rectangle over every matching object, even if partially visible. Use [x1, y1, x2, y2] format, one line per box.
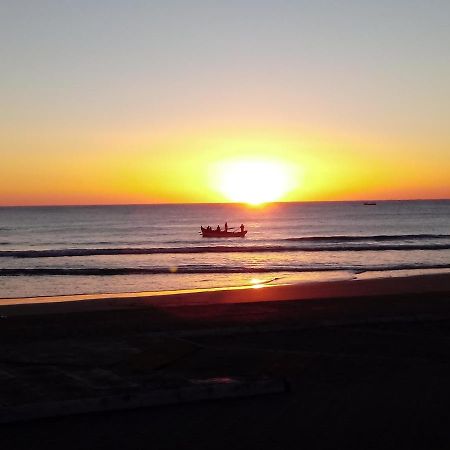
[3, 0, 450, 447]
[3, 273, 450, 449]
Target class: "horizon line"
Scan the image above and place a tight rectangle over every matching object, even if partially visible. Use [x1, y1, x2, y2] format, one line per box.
[1, 198, 449, 208]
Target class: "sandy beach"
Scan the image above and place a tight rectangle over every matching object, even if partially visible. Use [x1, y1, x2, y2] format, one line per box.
[3, 272, 450, 450]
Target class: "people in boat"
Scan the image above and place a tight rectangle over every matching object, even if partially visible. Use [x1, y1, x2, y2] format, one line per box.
[207, 226, 212, 231]
[225, 222, 228, 232]
[240, 224, 245, 233]
[216, 225, 221, 232]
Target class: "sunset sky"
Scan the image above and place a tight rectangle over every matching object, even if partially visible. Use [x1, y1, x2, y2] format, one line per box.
[1, 1, 449, 206]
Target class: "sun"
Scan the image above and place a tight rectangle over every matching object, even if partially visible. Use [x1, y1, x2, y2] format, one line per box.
[214, 158, 296, 205]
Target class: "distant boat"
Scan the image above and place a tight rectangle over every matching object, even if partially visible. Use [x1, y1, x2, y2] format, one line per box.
[200, 226, 247, 238]
[363, 202, 377, 205]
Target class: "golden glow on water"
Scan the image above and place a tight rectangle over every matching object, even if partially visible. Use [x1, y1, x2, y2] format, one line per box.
[250, 278, 265, 288]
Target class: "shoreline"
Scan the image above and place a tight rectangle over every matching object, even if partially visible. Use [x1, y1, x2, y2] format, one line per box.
[1, 271, 450, 316]
[2, 267, 449, 305]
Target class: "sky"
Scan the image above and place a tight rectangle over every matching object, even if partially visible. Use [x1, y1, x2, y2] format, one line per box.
[1, 0, 449, 205]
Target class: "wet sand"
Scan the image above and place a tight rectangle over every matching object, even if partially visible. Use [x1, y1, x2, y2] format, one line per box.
[2, 272, 450, 316]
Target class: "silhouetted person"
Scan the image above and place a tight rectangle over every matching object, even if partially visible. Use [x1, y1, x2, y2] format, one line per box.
[240, 224, 245, 233]
[225, 222, 228, 231]
[207, 226, 211, 231]
[216, 225, 221, 232]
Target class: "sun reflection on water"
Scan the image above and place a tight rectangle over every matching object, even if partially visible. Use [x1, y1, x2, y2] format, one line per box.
[250, 277, 265, 288]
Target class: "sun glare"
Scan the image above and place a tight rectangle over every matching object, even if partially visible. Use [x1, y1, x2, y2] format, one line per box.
[215, 158, 296, 205]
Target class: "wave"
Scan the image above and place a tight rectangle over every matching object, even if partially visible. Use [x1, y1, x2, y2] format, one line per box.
[1, 242, 450, 258]
[1, 263, 450, 276]
[284, 234, 450, 242]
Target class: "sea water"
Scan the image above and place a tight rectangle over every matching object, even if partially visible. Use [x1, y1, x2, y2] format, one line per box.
[0, 200, 449, 298]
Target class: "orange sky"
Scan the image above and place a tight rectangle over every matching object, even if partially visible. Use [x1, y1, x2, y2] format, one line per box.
[1, 2, 449, 206]
[2, 127, 449, 206]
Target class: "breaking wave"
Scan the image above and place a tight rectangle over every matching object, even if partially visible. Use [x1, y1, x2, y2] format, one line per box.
[1, 242, 450, 258]
[2, 263, 450, 276]
[284, 234, 450, 242]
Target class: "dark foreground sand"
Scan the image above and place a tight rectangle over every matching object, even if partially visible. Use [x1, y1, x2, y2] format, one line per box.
[2, 273, 450, 450]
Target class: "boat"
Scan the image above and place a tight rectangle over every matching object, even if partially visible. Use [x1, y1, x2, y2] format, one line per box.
[363, 202, 377, 205]
[200, 226, 247, 238]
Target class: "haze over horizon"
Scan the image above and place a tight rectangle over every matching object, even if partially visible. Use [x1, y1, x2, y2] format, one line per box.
[2, 1, 449, 206]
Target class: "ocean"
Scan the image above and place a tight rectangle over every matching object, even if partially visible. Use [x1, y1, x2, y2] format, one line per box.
[1, 200, 449, 299]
